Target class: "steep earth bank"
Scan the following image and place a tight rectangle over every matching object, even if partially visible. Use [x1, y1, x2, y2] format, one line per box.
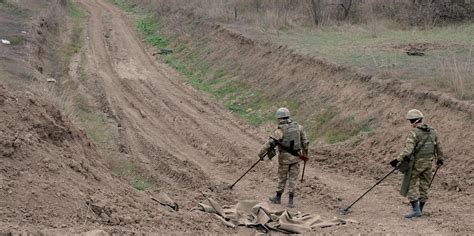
[136, 3, 473, 195]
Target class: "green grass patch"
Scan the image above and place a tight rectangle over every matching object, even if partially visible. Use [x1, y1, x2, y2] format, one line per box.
[118, 160, 136, 177]
[79, 67, 87, 81]
[225, 94, 276, 126]
[213, 69, 226, 80]
[67, 0, 82, 21]
[108, 0, 137, 12]
[59, 0, 83, 66]
[75, 94, 115, 145]
[322, 116, 376, 144]
[305, 104, 376, 143]
[131, 176, 151, 191]
[105, 154, 152, 191]
[59, 43, 81, 59]
[0, 0, 30, 17]
[8, 35, 26, 45]
[137, 16, 168, 48]
[359, 117, 376, 133]
[277, 23, 474, 99]
[324, 130, 352, 144]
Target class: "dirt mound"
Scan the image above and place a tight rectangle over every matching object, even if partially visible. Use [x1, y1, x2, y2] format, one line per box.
[0, 83, 234, 233]
[0, 1, 237, 234]
[0, 85, 103, 226]
[0, 85, 165, 231]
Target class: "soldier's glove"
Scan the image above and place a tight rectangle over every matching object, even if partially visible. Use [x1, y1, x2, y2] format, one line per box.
[267, 148, 276, 161]
[389, 159, 399, 168]
[402, 155, 411, 162]
[436, 160, 444, 166]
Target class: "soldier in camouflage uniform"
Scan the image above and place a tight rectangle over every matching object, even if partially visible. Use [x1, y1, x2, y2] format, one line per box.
[258, 107, 309, 208]
[390, 109, 444, 218]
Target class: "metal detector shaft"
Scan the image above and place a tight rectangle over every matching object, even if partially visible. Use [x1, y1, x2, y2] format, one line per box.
[229, 158, 262, 189]
[428, 165, 440, 189]
[343, 167, 397, 212]
[301, 161, 306, 183]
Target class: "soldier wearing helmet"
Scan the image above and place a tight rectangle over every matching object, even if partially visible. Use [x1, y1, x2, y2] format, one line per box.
[258, 107, 309, 208]
[389, 109, 444, 218]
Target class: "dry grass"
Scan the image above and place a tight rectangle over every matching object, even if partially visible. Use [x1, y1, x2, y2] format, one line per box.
[27, 82, 78, 122]
[134, 0, 472, 31]
[435, 48, 474, 100]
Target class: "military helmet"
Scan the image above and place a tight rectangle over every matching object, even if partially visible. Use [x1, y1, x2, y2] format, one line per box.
[275, 107, 290, 119]
[406, 109, 424, 120]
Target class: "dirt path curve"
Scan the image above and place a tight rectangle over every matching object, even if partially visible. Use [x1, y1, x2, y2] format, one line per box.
[78, 0, 468, 233]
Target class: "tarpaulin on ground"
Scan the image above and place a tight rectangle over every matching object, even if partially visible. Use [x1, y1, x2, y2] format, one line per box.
[193, 198, 357, 234]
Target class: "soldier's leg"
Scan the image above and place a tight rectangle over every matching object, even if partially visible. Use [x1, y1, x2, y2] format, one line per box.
[277, 164, 290, 193]
[287, 162, 300, 208]
[407, 167, 420, 202]
[418, 161, 432, 212]
[287, 162, 301, 194]
[270, 164, 289, 204]
[405, 162, 422, 218]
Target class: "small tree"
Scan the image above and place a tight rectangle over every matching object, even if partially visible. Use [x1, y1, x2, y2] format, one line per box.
[309, 0, 322, 25]
[339, 0, 353, 19]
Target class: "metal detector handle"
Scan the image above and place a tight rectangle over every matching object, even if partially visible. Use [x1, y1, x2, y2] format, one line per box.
[343, 167, 398, 212]
[300, 160, 306, 183]
[428, 165, 440, 189]
[229, 153, 267, 189]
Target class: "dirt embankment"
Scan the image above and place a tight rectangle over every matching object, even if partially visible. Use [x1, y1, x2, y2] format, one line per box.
[0, 0, 237, 234]
[1, 0, 137, 232]
[149, 9, 473, 194]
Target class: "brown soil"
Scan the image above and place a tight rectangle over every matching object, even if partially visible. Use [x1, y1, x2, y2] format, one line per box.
[0, 0, 472, 234]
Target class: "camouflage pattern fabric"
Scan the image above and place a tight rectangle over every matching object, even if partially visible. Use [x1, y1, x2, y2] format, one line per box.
[258, 119, 309, 165]
[407, 159, 432, 201]
[397, 124, 444, 162]
[398, 124, 444, 201]
[258, 119, 309, 194]
[277, 162, 300, 194]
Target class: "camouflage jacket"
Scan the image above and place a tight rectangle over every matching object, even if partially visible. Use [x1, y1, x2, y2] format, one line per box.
[398, 124, 444, 162]
[258, 119, 309, 165]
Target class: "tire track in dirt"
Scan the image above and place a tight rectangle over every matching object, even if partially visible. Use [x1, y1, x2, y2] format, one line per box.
[79, 0, 264, 193]
[76, 0, 469, 234]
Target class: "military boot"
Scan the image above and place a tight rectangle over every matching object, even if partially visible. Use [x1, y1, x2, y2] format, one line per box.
[287, 193, 295, 208]
[405, 200, 422, 218]
[269, 191, 282, 204]
[419, 201, 426, 213]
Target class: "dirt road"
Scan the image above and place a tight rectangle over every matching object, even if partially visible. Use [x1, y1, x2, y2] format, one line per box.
[76, 0, 472, 233]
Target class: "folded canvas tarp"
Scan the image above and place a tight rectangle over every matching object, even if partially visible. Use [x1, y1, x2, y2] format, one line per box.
[193, 198, 357, 234]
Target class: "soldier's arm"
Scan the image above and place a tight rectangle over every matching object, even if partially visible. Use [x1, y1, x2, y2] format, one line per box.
[434, 131, 444, 161]
[398, 130, 417, 161]
[258, 129, 282, 158]
[300, 125, 309, 156]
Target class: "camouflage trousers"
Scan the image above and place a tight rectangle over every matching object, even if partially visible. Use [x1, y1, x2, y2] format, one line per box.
[407, 159, 433, 202]
[276, 162, 300, 194]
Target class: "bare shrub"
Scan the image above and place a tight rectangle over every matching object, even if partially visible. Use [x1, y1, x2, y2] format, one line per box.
[134, 0, 472, 30]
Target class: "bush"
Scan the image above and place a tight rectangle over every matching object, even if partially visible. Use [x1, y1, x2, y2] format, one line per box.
[129, 0, 472, 29]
